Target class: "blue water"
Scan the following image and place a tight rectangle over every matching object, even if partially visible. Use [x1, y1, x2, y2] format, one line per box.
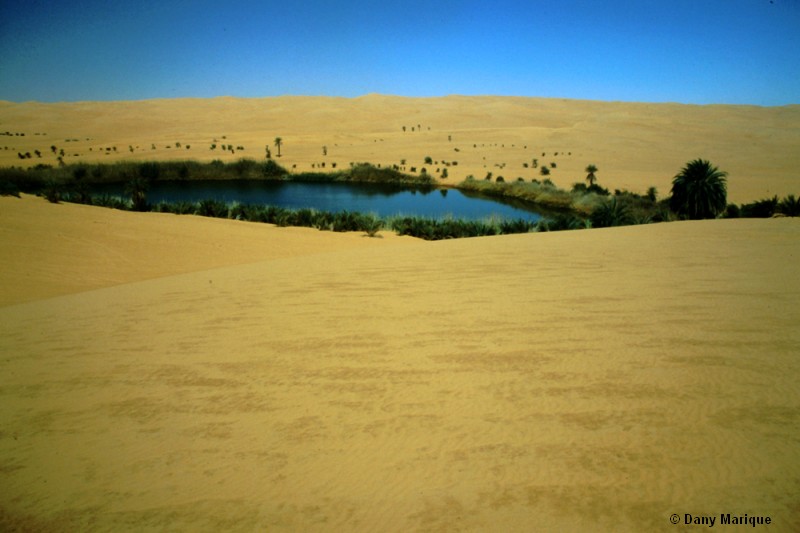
[94, 180, 544, 222]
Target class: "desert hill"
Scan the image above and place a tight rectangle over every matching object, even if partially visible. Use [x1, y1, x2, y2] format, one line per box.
[1, 194, 798, 531]
[1, 95, 798, 203]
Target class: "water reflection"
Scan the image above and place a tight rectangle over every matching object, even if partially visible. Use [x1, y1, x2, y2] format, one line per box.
[93, 180, 544, 222]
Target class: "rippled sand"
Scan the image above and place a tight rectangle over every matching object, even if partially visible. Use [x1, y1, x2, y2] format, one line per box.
[1, 195, 798, 531]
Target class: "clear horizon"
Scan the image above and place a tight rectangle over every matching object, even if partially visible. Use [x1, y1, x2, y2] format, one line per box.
[1, 0, 798, 106]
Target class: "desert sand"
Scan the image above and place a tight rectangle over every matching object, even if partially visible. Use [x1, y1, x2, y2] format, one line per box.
[1, 194, 798, 532]
[1, 95, 799, 203]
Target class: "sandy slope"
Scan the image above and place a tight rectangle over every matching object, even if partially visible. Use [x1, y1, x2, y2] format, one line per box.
[1, 95, 798, 203]
[0, 195, 415, 307]
[1, 196, 798, 532]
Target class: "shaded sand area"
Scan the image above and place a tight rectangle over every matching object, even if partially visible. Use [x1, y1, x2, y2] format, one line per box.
[1, 195, 799, 531]
[2, 95, 799, 203]
[0, 195, 414, 307]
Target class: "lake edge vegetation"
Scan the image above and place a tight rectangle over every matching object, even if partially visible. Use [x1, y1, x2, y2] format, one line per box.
[1, 158, 797, 241]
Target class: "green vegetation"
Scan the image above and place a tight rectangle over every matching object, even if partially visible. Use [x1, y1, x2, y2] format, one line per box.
[590, 197, 634, 228]
[2, 156, 796, 242]
[457, 176, 592, 213]
[0, 159, 434, 192]
[669, 159, 727, 219]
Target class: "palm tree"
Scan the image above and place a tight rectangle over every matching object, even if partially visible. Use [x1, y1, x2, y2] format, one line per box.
[274, 137, 282, 157]
[669, 159, 727, 219]
[585, 164, 598, 187]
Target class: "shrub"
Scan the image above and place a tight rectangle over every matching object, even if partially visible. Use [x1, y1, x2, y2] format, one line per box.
[777, 194, 799, 217]
[537, 214, 586, 232]
[125, 176, 150, 211]
[723, 203, 740, 218]
[0, 180, 20, 197]
[196, 199, 229, 218]
[740, 196, 777, 218]
[587, 183, 610, 196]
[42, 179, 63, 203]
[263, 159, 288, 178]
[92, 195, 129, 210]
[590, 197, 634, 228]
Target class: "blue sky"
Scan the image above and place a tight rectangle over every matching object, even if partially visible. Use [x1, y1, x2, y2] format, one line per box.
[1, 0, 798, 104]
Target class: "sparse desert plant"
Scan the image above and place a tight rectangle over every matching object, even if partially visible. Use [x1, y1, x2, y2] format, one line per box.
[669, 159, 727, 219]
[585, 164, 598, 187]
[424, 156, 433, 164]
[540, 166, 550, 176]
[274, 137, 283, 157]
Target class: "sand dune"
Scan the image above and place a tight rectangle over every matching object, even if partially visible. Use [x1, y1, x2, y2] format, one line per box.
[2, 95, 798, 203]
[0, 195, 415, 307]
[1, 195, 798, 531]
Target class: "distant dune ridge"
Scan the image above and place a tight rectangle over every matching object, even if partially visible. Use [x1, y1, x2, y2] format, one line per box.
[1, 194, 799, 531]
[1, 95, 798, 203]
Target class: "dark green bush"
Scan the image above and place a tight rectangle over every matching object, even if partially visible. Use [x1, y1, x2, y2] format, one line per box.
[263, 159, 288, 178]
[0, 180, 20, 197]
[740, 196, 777, 218]
[42, 179, 63, 203]
[92, 195, 129, 210]
[590, 197, 634, 228]
[777, 194, 799, 217]
[723, 203, 741, 218]
[196, 199, 229, 218]
[537, 214, 586, 231]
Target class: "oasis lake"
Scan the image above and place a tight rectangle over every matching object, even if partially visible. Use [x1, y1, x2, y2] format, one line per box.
[94, 180, 546, 222]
